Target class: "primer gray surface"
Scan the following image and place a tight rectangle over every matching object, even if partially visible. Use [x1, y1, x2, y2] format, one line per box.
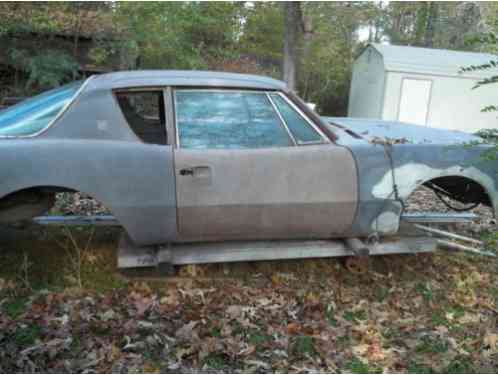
[324, 117, 498, 236]
[1, 70, 497, 246]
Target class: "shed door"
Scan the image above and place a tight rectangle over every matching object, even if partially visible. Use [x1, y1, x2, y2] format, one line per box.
[398, 78, 432, 125]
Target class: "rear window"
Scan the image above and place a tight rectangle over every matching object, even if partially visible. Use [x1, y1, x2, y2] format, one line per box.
[0, 81, 82, 137]
[115, 91, 167, 145]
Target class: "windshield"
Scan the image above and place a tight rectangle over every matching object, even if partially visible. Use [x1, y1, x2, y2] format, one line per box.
[0, 81, 83, 137]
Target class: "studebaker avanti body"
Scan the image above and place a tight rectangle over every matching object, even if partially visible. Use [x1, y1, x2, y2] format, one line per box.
[0, 71, 496, 247]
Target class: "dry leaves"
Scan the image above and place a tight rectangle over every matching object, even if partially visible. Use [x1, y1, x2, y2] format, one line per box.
[1, 246, 498, 373]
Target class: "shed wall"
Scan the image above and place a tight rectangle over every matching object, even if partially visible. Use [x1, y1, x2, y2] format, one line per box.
[348, 46, 385, 118]
[382, 72, 498, 133]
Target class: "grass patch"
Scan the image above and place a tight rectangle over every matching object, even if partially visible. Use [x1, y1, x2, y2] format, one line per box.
[247, 330, 272, 347]
[374, 286, 389, 302]
[416, 336, 449, 354]
[0, 226, 122, 291]
[325, 304, 337, 326]
[203, 353, 227, 369]
[345, 356, 380, 373]
[3, 297, 29, 318]
[344, 309, 367, 323]
[415, 282, 433, 302]
[293, 336, 316, 357]
[14, 324, 42, 347]
[407, 361, 434, 373]
[431, 311, 449, 327]
[444, 357, 473, 373]
[210, 326, 221, 338]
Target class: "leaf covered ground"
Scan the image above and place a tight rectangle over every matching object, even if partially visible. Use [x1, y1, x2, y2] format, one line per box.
[1, 225, 498, 373]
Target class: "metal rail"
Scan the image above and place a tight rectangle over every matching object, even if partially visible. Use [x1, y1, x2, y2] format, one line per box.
[32, 211, 478, 227]
[33, 215, 119, 226]
[400, 212, 478, 223]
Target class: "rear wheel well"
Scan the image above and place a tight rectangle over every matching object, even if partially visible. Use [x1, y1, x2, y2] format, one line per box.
[0, 186, 77, 223]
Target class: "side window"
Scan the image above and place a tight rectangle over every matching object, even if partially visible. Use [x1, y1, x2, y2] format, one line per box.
[115, 91, 167, 145]
[269, 94, 323, 144]
[175, 91, 293, 149]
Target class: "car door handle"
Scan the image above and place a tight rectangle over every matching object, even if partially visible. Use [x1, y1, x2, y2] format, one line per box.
[179, 166, 211, 178]
[179, 168, 194, 176]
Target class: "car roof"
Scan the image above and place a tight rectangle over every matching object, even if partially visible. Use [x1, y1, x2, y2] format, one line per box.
[86, 70, 288, 91]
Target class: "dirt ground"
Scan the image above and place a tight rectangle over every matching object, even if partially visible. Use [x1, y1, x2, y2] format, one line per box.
[0, 190, 497, 373]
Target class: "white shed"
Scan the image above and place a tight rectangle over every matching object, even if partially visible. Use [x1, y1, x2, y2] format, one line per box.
[348, 43, 498, 133]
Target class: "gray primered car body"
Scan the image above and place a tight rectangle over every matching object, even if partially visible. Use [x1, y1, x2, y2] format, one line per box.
[0, 70, 497, 246]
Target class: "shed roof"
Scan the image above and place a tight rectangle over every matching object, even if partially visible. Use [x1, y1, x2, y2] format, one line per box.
[369, 43, 498, 79]
[88, 70, 287, 91]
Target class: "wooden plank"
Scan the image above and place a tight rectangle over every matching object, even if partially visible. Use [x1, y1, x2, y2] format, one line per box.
[117, 236, 438, 269]
[168, 240, 350, 265]
[371, 236, 437, 254]
[117, 234, 157, 268]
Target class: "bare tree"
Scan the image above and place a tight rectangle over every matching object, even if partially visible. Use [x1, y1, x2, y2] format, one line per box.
[424, 2, 438, 48]
[283, 2, 301, 91]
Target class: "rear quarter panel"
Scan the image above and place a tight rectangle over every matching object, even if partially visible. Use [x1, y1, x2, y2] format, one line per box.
[0, 79, 178, 246]
[0, 139, 177, 246]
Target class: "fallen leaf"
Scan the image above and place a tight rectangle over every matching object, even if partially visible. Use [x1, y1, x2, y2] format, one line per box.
[484, 333, 498, 351]
[226, 305, 243, 320]
[175, 321, 198, 342]
[287, 322, 301, 335]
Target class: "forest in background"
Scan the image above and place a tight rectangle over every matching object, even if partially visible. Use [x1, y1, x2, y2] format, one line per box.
[1, 1, 498, 115]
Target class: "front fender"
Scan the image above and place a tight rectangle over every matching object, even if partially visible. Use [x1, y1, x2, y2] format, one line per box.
[347, 142, 498, 237]
[388, 144, 498, 216]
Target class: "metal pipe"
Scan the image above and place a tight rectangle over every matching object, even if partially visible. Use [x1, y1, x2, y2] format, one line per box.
[414, 224, 483, 246]
[438, 239, 496, 258]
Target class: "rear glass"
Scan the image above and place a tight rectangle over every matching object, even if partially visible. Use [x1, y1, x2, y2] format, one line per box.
[0, 81, 82, 137]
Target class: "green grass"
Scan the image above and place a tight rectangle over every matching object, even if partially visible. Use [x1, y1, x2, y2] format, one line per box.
[294, 336, 316, 357]
[325, 304, 338, 326]
[203, 353, 227, 369]
[14, 324, 42, 347]
[431, 311, 449, 327]
[444, 357, 473, 373]
[2, 297, 28, 318]
[248, 330, 272, 347]
[407, 361, 434, 373]
[210, 326, 221, 338]
[374, 286, 389, 302]
[0, 226, 124, 291]
[344, 309, 367, 323]
[415, 282, 434, 302]
[345, 356, 381, 373]
[416, 336, 449, 354]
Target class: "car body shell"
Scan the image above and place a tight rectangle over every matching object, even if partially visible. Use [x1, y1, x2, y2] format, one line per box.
[0, 70, 497, 246]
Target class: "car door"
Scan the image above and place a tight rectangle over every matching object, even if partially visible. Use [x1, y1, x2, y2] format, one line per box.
[173, 89, 358, 242]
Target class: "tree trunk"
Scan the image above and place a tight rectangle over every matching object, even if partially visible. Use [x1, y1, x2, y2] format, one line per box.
[424, 2, 438, 47]
[283, 2, 301, 91]
[302, 14, 313, 59]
